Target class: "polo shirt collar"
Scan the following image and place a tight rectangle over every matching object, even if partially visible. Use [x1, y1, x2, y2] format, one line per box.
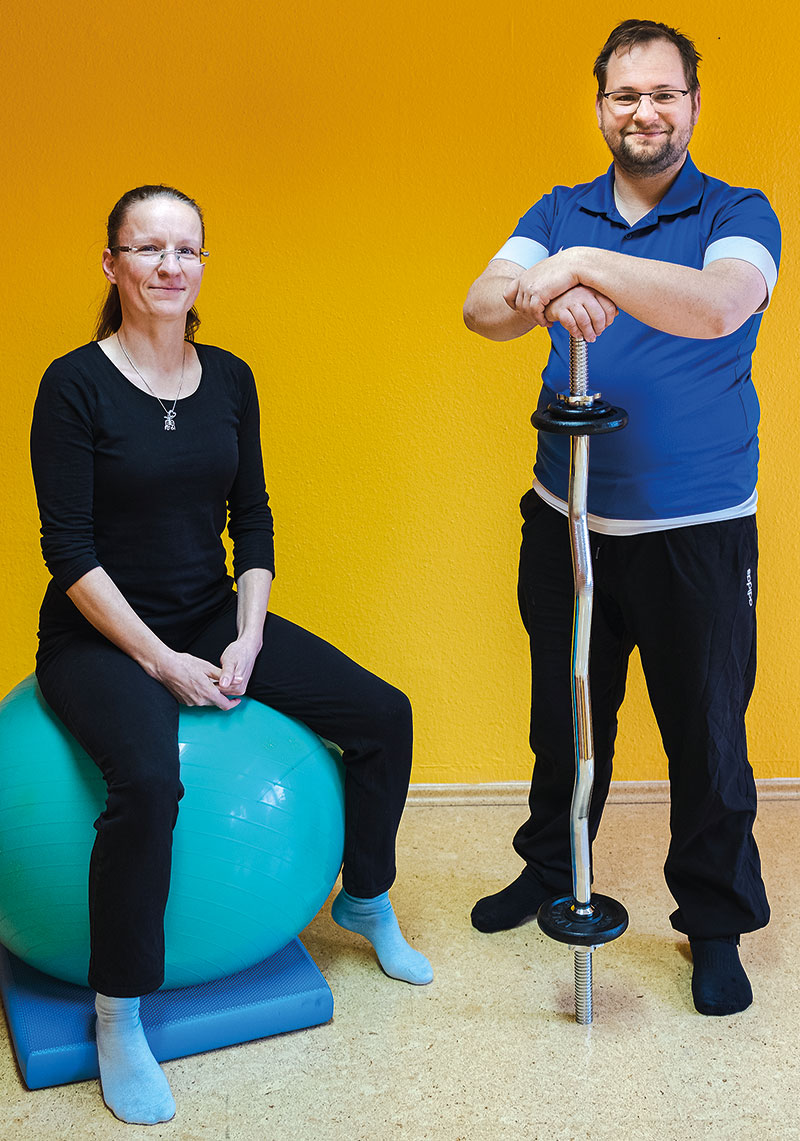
[577, 153, 704, 223]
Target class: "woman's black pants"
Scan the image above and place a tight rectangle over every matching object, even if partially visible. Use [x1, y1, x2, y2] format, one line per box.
[36, 601, 413, 997]
[514, 490, 769, 939]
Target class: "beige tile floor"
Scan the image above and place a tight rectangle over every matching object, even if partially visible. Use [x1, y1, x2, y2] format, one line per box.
[1, 798, 799, 1141]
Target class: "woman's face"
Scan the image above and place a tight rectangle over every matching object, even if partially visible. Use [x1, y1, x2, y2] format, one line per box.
[102, 197, 205, 328]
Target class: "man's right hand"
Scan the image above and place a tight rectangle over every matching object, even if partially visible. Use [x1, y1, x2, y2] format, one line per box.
[543, 285, 618, 342]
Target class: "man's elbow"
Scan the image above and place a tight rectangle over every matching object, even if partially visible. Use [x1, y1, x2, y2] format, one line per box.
[463, 299, 503, 340]
[699, 265, 768, 338]
[463, 309, 522, 342]
[463, 300, 480, 334]
[463, 295, 524, 341]
[704, 298, 754, 339]
[699, 312, 736, 340]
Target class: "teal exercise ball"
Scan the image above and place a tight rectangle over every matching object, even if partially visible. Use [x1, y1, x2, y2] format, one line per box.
[0, 676, 345, 988]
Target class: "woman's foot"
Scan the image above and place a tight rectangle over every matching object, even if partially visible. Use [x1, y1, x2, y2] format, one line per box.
[331, 889, 433, 984]
[689, 936, 753, 1016]
[95, 994, 176, 1124]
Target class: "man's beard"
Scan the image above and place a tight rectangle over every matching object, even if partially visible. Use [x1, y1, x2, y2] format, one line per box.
[602, 126, 691, 176]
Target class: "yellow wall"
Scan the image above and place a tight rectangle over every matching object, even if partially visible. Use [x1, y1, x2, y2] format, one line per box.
[3, 1, 798, 784]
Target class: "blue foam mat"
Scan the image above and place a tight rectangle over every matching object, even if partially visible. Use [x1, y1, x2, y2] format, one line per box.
[0, 939, 333, 1090]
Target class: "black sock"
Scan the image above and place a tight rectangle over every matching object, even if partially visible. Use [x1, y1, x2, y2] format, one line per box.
[471, 871, 550, 933]
[689, 936, 752, 1016]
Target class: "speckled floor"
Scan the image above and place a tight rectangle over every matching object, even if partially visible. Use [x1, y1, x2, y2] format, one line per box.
[2, 798, 799, 1141]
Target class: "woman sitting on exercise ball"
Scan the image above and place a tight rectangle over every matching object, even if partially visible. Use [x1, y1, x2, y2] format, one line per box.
[30, 184, 432, 1126]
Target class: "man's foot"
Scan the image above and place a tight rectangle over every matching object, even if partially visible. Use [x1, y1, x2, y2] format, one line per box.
[689, 936, 753, 1016]
[471, 872, 549, 933]
[331, 889, 433, 984]
[95, 994, 176, 1124]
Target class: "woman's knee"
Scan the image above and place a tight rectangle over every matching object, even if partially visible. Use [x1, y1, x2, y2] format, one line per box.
[366, 683, 413, 743]
[101, 739, 184, 826]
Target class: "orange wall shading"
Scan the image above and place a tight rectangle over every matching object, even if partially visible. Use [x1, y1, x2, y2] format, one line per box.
[3, 2, 797, 783]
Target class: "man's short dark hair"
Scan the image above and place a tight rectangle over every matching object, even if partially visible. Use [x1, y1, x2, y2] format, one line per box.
[593, 19, 701, 94]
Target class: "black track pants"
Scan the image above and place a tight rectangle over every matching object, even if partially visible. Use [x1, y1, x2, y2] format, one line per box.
[36, 602, 412, 996]
[513, 490, 769, 938]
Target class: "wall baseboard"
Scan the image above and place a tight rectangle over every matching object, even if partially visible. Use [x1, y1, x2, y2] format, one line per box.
[406, 778, 800, 807]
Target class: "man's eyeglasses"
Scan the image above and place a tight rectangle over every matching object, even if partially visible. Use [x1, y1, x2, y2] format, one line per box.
[110, 245, 210, 264]
[600, 89, 690, 113]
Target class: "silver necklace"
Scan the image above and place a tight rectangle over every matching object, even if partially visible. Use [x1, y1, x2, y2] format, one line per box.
[116, 332, 186, 431]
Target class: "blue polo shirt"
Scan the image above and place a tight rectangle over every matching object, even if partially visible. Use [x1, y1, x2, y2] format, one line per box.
[494, 155, 781, 531]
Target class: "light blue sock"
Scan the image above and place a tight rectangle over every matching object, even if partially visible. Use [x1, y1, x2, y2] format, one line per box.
[95, 994, 176, 1125]
[331, 888, 433, 985]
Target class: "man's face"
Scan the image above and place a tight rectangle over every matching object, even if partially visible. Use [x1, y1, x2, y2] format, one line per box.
[596, 39, 700, 176]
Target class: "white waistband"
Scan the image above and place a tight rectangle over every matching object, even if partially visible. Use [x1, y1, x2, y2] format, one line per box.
[532, 480, 758, 535]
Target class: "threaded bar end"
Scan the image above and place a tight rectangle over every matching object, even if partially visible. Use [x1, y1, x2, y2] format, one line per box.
[569, 338, 589, 397]
[574, 948, 593, 1024]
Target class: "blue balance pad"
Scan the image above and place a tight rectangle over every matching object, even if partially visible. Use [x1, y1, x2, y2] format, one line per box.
[0, 938, 333, 1090]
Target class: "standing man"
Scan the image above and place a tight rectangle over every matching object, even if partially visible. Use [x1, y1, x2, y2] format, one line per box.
[463, 20, 780, 1016]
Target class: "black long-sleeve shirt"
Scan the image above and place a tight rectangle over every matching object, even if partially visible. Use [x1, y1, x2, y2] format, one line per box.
[31, 341, 275, 634]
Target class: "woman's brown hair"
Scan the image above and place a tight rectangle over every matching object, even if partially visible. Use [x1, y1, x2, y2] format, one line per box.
[93, 184, 205, 342]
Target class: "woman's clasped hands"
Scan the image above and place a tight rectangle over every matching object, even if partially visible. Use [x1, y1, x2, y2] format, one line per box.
[153, 641, 259, 709]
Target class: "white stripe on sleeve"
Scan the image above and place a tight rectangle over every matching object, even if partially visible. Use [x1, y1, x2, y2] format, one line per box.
[491, 237, 549, 269]
[703, 237, 778, 313]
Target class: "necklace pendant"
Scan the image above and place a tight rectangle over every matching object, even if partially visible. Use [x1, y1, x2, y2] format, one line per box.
[164, 410, 177, 431]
